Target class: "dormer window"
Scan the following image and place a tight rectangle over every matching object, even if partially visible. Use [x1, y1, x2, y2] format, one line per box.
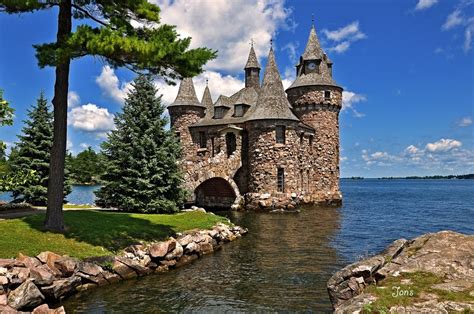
[234, 105, 244, 117]
[324, 91, 331, 100]
[214, 107, 226, 119]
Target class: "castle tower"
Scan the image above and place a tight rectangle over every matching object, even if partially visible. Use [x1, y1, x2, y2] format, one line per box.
[246, 47, 301, 204]
[244, 44, 261, 88]
[201, 80, 213, 117]
[168, 78, 206, 161]
[286, 24, 343, 204]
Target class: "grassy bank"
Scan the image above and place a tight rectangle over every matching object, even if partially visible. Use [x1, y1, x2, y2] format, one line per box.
[0, 210, 227, 259]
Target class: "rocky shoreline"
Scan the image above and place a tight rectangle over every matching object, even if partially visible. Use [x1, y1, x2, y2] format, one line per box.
[327, 231, 474, 313]
[0, 222, 248, 313]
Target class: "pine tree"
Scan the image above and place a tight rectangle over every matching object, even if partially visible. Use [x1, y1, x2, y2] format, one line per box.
[10, 93, 71, 205]
[96, 75, 185, 213]
[1, 1, 216, 231]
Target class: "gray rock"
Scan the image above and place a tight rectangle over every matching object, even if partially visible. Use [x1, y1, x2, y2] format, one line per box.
[165, 242, 183, 261]
[32, 303, 66, 313]
[112, 260, 137, 280]
[7, 279, 44, 310]
[175, 254, 199, 268]
[41, 276, 81, 300]
[30, 265, 56, 286]
[53, 257, 78, 277]
[149, 241, 172, 258]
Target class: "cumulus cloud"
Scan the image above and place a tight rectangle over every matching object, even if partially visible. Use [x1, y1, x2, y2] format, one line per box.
[67, 91, 80, 108]
[322, 21, 367, 54]
[342, 91, 367, 118]
[425, 139, 462, 153]
[151, 0, 292, 73]
[68, 104, 115, 133]
[405, 145, 420, 155]
[96, 65, 133, 104]
[458, 116, 473, 127]
[415, 0, 438, 11]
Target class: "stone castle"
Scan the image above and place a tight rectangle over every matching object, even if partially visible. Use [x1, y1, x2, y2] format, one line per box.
[168, 25, 343, 210]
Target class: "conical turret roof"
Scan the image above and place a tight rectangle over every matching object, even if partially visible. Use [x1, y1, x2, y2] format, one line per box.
[245, 46, 260, 69]
[302, 25, 324, 60]
[168, 77, 205, 108]
[201, 84, 213, 110]
[248, 48, 299, 122]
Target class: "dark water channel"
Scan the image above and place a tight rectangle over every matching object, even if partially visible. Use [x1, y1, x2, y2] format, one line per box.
[62, 179, 474, 312]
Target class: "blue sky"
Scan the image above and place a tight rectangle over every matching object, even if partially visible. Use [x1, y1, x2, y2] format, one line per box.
[0, 0, 473, 177]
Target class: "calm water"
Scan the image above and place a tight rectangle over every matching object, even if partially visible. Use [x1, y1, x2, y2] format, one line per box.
[0, 185, 100, 205]
[56, 180, 474, 311]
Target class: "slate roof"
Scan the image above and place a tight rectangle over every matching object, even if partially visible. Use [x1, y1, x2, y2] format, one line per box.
[286, 25, 341, 91]
[168, 77, 205, 108]
[245, 46, 260, 69]
[246, 48, 299, 122]
[201, 85, 213, 112]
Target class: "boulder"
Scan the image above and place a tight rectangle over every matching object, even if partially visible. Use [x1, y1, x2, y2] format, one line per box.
[165, 242, 183, 261]
[115, 257, 152, 276]
[53, 257, 77, 277]
[30, 265, 56, 286]
[0, 276, 8, 285]
[36, 252, 61, 265]
[149, 241, 171, 259]
[0, 293, 6, 306]
[17, 254, 42, 269]
[0, 259, 23, 268]
[111, 260, 137, 280]
[102, 271, 121, 284]
[177, 234, 193, 247]
[7, 279, 44, 310]
[32, 303, 66, 314]
[160, 260, 176, 267]
[199, 243, 214, 255]
[77, 262, 102, 277]
[0, 267, 7, 276]
[41, 276, 81, 300]
[0, 304, 17, 313]
[184, 241, 199, 254]
[7, 267, 30, 286]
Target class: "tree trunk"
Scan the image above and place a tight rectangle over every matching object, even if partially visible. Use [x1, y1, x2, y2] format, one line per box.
[44, 0, 72, 232]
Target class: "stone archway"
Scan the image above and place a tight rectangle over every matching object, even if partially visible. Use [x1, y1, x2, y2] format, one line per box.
[194, 177, 239, 210]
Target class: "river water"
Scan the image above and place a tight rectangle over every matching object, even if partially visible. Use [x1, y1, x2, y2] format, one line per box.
[58, 179, 474, 312]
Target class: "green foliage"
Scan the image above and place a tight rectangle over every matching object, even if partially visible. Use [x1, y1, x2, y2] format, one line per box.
[8, 93, 71, 205]
[0, 1, 217, 82]
[67, 147, 105, 184]
[0, 210, 227, 259]
[0, 89, 14, 157]
[96, 75, 186, 213]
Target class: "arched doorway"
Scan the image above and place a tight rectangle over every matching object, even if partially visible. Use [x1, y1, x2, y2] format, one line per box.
[194, 177, 237, 210]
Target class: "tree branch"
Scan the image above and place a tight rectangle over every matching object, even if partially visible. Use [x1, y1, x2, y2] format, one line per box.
[71, 4, 112, 29]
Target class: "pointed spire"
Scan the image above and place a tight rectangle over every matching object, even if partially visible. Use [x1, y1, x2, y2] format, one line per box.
[302, 25, 323, 60]
[169, 77, 205, 108]
[248, 47, 298, 122]
[245, 45, 260, 69]
[201, 83, 213, 110]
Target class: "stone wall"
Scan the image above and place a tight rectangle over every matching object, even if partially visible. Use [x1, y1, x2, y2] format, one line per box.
[0, 223, 248, 313]
[288, 86, 342, 205]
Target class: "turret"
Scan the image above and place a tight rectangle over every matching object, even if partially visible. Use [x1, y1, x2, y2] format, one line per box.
[167, 78, 206, 161]
[200, 80, 213, 117]
[285, 23, 343, 203]
[244, 44, 261, 89]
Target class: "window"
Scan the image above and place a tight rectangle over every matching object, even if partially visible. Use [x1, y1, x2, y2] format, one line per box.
[324, 91, 331, 100]
[211, 137, 215, 157]
[226, 133, 236, 157]
[199, 131, 207, 148]
[277, 168, 285, 192]
[234, 105, 244, 117]
[276, 125, 286, 144]
[214, 107, 226, 119]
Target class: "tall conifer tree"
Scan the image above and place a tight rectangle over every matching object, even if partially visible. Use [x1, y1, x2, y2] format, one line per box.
[96, 75, 185, 213]
[10, 93, 71, 205]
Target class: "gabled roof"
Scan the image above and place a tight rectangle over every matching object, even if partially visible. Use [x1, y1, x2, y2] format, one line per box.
[245, 46, 260, 69]
[247, 48, 299, 122]
[168, 78, 205, 108]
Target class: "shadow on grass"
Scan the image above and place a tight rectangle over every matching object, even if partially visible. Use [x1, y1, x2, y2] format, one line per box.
[23, 210, 176, 253]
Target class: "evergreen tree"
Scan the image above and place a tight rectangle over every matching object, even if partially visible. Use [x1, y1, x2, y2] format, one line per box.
[96, 75, 185, 213]
[10, 93, 71, 205]
[1, 1, 216, 231]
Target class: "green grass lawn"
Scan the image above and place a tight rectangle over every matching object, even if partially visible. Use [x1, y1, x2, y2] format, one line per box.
[0, 210, 228, 259]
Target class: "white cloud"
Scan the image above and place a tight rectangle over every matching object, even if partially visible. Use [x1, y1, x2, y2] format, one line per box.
[68, 104, 115, 133]
[96, 65, 133, 104]
[282, 42, 299, 64]
[425, 139, 462, 153]
[67, 91, 80, 108]
[464, 19, 474, 52]
[67, 139, 73, 150]
[405, 145, 420, 155]
[151, 0, 292, 73]
[458, 116, 473, 127]
[342, 91, 367, 118]
[415, 0, 438, 11]
[340, 156, 348, 162]
[442, 9, 464, 30]
[322, 21, 367, 53]
[79, 143, 90, 150]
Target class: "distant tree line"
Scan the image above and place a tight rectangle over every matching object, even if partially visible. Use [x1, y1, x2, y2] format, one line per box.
[380, 174, 474, 180]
